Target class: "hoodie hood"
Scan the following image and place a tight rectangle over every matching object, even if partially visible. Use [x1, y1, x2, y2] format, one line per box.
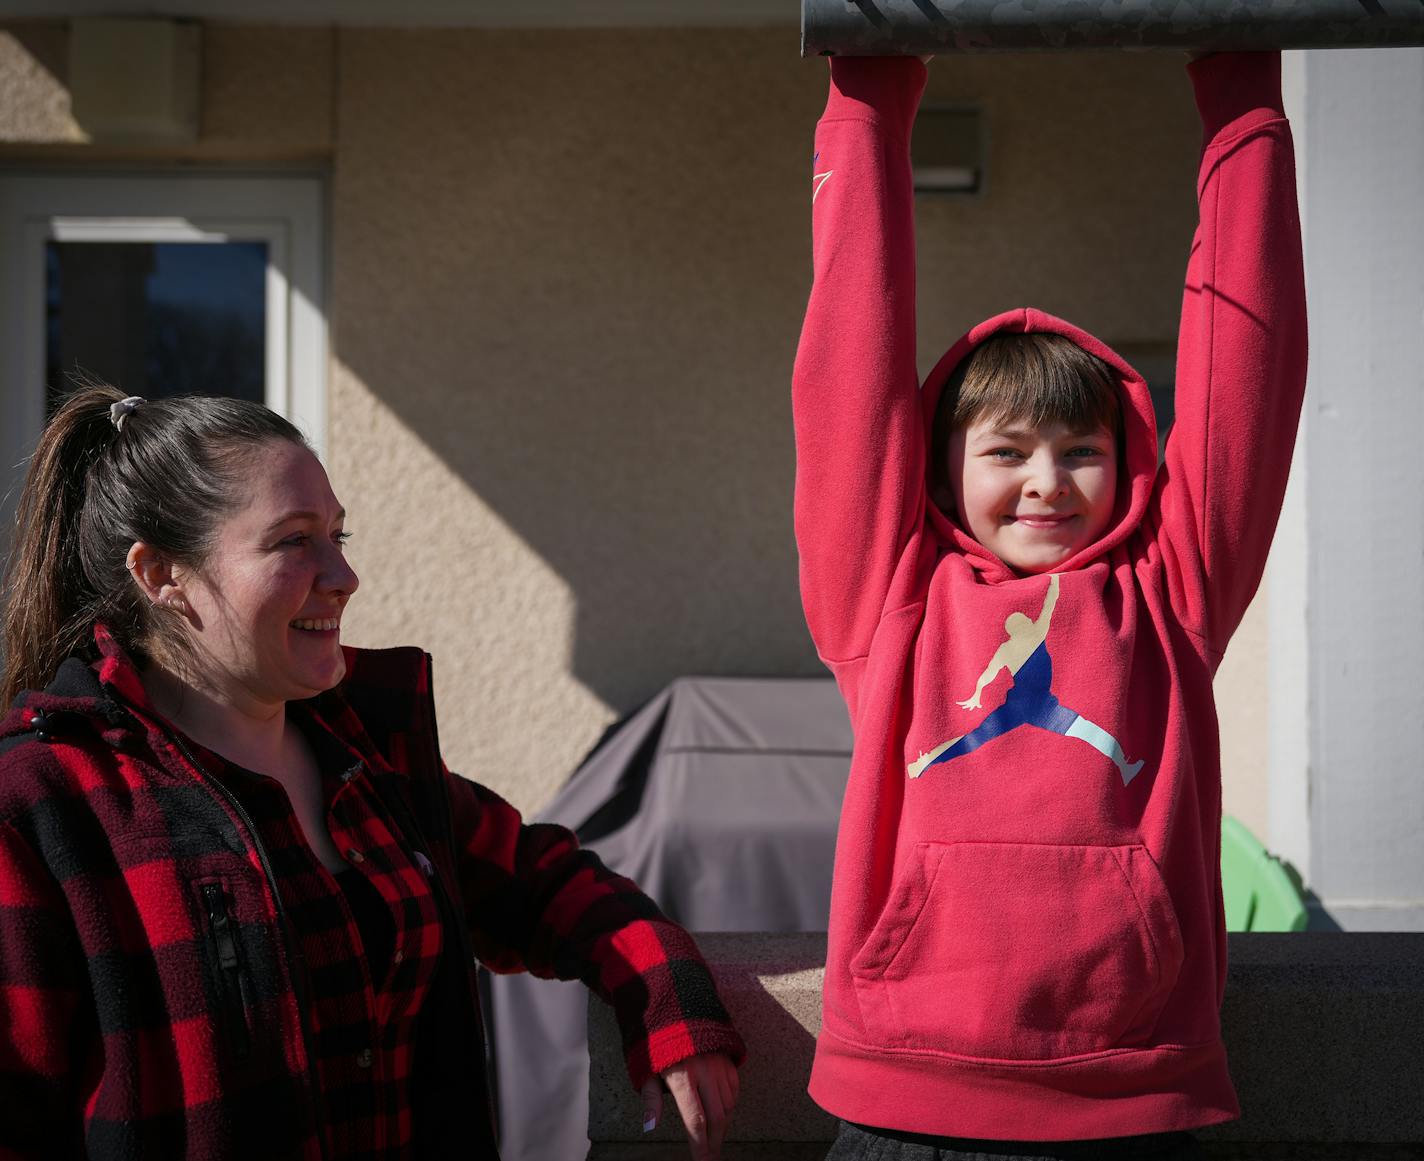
[919, 307, 1159, 580]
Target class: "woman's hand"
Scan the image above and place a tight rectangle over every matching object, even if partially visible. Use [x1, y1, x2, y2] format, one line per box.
[640, 1051, 740, 1161]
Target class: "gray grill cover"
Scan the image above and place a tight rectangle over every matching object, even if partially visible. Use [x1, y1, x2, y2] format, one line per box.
[487, 676, 851, 1161]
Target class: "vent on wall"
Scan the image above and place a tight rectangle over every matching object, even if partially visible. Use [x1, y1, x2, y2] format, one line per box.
[68, 18, 200, 145]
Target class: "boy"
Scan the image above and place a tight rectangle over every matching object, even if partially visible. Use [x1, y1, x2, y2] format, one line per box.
[792, 51, 1306, 1157]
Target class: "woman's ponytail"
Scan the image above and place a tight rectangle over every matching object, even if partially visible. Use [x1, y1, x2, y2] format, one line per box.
[1, 383, 307, 706]
[1, 385, 125, 705]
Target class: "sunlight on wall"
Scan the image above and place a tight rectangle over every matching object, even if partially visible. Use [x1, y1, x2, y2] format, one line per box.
[0, 30, 84, 142]
[329, 359, 615, 813]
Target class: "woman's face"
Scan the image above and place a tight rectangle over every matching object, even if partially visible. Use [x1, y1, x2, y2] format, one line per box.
[177, 439, 358, 713]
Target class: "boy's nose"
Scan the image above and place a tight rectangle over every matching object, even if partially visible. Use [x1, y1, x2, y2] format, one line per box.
[1024, 457, 1069, 499]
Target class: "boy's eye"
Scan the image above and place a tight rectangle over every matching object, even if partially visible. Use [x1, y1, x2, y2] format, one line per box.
[988, 448, 1023, 460]
[1067, 446, 1106, 458]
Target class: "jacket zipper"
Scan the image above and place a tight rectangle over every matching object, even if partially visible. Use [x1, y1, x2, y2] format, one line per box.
[200, 881, 252, 1061]
[370, 758, 495, 1118]
[164, 728, 330, 1160]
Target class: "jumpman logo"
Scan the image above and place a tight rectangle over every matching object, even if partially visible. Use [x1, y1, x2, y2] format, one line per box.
[907, 574, 1145, 786]
[811, 150, 834, 202]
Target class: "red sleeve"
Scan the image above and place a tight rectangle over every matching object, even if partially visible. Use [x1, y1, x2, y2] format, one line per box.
[445, 774, 745, 1089]
[1156, 52, 1308, 654]
[0, 821, 87, 1158]
[792, 57, 929, 668]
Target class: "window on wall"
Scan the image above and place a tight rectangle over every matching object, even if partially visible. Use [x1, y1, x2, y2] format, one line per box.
[0, 173, 326, 550]
[44, 238, 269, 413]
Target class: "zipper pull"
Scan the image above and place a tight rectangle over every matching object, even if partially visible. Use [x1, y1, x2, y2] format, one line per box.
[202, 883, 239, 970]
[200, 882, 251, 1061]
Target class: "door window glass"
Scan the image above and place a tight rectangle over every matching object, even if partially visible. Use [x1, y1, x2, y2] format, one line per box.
[45, 239, 267, 412]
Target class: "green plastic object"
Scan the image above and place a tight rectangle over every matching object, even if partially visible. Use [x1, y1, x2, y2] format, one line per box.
[1220, 815, 1309, 932]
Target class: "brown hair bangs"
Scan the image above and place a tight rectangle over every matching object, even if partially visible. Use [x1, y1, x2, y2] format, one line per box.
[931, 331, 1123, 485]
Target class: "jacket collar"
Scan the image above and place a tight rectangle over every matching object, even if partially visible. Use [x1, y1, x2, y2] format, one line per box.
[1, 626, 139, 747]
[3, 626, 415, 779]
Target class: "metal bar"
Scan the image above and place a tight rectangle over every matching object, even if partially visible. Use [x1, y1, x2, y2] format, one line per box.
[802, 0, 1424, 56]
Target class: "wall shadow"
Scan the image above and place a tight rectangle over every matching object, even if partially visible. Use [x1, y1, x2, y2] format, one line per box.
[330, 28, 831, 720]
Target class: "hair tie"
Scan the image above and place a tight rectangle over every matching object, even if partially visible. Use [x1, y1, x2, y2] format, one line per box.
[109, 396, 146, 432]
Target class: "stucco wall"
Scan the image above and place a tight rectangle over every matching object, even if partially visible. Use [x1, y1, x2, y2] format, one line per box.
[0, 22, 334, 156]
[0, 24, 79, 141]
[0, 23, 1271, 829]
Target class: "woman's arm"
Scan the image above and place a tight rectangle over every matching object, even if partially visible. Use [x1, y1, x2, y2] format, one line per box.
[445, 773, 744, 1155]
[326, 648, 743, 1156]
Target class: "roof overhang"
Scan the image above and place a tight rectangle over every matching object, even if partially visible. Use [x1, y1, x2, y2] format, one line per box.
[0, 0, 796, 27]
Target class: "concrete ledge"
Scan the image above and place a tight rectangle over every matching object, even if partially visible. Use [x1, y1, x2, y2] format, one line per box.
[587, 933, 1424, 1159]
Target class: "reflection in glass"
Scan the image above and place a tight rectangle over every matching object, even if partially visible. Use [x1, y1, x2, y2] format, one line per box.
[45, 240, 267, 414]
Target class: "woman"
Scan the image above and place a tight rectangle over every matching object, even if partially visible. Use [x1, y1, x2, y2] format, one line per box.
[0, 386, 742, 1159]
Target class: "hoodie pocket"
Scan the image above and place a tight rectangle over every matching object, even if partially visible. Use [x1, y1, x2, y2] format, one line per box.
[196, 878, 253, 1062]
[849, 842, 1184, 1061]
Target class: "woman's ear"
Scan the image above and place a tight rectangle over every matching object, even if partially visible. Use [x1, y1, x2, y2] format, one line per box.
[125, 542, 189, 617]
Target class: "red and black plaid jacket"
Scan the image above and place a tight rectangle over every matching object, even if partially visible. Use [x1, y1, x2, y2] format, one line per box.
[0, 629, 744, 1159]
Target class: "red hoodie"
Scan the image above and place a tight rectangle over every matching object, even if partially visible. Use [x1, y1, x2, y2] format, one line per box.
[792, 53, 1306, 1139]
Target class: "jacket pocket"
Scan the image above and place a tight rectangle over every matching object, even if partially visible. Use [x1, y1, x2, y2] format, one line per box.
[197, 878, 253, 1062]
[849, 842, 1184, 1061]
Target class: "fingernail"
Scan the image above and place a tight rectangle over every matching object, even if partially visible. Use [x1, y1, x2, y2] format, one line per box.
[643, 1114, 657, 1133]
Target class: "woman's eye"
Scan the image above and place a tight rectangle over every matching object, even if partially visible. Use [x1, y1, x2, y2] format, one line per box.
[280, 533, 309, 547]
[334, 530, 353, 546]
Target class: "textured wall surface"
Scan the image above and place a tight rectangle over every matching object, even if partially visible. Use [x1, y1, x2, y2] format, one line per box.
[0, 25, 82, 141]
[327, 29, 829, 810]
[198, 25, 335, 153]
[0, 24, 1271, 821]
[913, 50, 1199, 353]
[0, 21, 334, 157]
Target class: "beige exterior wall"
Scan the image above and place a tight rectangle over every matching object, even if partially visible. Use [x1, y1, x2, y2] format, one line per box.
[0, 22, 1270, 829]
[0, 22, 334, 156]
[0, 24, 80, 142]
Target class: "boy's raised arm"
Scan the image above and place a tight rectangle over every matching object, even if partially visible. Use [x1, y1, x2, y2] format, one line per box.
[792, 57, 929, 669]
[1157, 52, 1308, 653]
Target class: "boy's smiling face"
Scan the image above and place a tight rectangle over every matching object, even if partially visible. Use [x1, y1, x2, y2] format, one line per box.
[943, 416, 1118, 574]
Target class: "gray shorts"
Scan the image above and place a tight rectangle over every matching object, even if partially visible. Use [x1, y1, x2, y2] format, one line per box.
[826, 1120, 1207, 1161]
